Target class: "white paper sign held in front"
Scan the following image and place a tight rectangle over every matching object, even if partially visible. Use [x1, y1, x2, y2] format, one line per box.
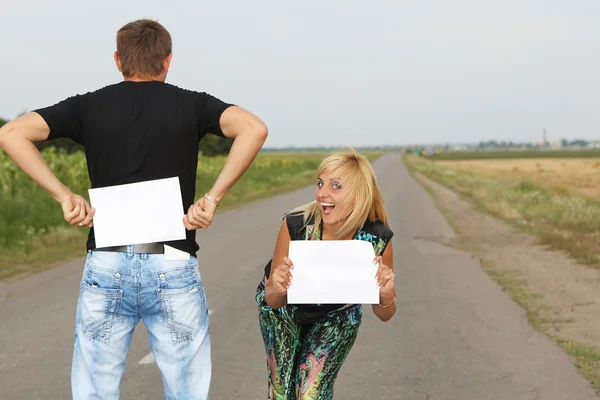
[286, 240, 379, 304]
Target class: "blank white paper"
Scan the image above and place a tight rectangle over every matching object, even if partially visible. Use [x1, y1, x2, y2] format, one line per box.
[164, 245, 191, 261]
[88, 177, 186, 248]
[286, 240, 380, 304]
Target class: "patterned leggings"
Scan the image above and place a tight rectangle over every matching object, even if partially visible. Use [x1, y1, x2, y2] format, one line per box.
[255, 280, 362, 400]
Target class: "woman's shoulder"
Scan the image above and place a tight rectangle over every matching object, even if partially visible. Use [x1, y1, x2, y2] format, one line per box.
[281, 209, 305, 226]
[281, 210, 309, 240]
[357, 219, 394, 256]
[359, 219, 394, 241]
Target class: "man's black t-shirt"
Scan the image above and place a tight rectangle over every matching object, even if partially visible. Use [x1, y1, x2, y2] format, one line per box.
[34, 80, 234, 256]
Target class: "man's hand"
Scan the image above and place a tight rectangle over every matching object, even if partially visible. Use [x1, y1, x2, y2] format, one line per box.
[183, 196, 218, 230]
[59, 193, 95, 227]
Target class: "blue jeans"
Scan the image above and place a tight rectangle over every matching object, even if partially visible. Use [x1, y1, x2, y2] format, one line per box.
[71, 247, 211, 399]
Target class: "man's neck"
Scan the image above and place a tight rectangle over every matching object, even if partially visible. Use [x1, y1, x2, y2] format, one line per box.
[123, 74, 165, 82]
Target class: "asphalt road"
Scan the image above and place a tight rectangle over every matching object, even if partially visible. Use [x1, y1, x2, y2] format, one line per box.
[1, 153, 597, 399]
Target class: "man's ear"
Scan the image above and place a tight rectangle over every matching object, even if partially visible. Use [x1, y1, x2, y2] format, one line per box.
[162, 52, 172, 73]
[114, 51, 123, 72]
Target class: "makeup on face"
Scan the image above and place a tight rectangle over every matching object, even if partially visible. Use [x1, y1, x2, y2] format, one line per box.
[315, 174, 347, 223]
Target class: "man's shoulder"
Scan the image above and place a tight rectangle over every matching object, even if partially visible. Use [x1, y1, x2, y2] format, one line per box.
[81, 82, 123, 96]
[65, 82, 126, 103]
[154, 82, 218, 98]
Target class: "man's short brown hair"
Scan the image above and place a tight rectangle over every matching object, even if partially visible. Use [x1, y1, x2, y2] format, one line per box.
[116, 19, 172, 78]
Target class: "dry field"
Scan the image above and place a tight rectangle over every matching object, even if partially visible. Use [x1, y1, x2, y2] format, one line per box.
[436, 158, 600, 199]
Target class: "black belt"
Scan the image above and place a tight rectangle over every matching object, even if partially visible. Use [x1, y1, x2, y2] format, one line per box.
[95, 242, 165, 254]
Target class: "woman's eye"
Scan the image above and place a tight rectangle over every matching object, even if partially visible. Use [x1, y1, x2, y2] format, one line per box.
[332, 184, 341, 189]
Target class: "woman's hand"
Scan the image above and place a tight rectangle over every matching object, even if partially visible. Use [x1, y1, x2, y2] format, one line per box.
[374, 256, 395, 301]
[372, 242, 396, 322]
[271, 257, 294, 296]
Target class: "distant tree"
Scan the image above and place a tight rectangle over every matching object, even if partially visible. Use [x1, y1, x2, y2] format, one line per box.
[569, 139, 589, 147]
[199, 134, 233, 157]
[0, 118, 7, 128]
[36, 138, 84, 153]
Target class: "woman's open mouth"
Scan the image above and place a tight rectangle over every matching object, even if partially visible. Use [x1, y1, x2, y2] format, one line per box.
[321, 202, 335, 216]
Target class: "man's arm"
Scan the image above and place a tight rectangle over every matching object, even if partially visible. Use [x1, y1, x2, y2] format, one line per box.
[183, 106, 268, 230]
[0, 112, 94, 227]
[207, 106, 268, 200]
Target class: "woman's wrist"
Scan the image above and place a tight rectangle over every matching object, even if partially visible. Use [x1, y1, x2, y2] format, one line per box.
[265, 286, 287, 308]
[379, 293, 396, 308]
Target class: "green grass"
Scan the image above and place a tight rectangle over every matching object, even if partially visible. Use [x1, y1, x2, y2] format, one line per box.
[0, 149, 383, 281]
[426, 149, 600, 161]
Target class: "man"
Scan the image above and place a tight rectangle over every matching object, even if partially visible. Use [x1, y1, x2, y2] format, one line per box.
[0, 19, 267, 399]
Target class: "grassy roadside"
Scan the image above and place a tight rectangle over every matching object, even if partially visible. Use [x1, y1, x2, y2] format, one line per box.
[404, 154, 600, 269]
[0, 150, 383, 282]
[403, 153, 600, 393]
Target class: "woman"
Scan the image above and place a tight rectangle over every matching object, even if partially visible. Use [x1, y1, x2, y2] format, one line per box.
[255, 148, 396, 399]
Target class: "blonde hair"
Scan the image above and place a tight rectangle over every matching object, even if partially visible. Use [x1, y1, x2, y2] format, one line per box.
[292, 147, 389, 239]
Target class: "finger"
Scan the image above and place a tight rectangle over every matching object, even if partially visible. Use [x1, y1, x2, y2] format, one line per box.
[281, 272, 291, 288]
[80, 205, 95, 227]
[198, 206, 214, 222]
[274, 274, 289, 291]
[273, 272, 286, 286]
[62, 196, 76, 215]
[192, 207, 212, 228]
[188, 206, 209, 228]
[282, 257, 294, 269]
[184, 206, 199, 229]
[183, 215, 195, 230]
[187, 205, 197, 225]
[375, 265, 386, 281]
[277, 269, 291, 286]
[70, 198, 85, 225]
[63, 197, 78, 218]
[276, 264, 289, 275]
[76, 199, 86, 223]
[377, 268, 391, 286]
[272, 279, 284, 293]
[382, 278, 395, 293]
[183, 215, 190, 229]
[374, 257, 384, 277]
[65, 201, 82, 224]
[194, 213, 212, 228]
[380, 272, 395, 287]
[277, 282, 289, 293]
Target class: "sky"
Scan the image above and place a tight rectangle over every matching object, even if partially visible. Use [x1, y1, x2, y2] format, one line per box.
[1, 1, 600, 148]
